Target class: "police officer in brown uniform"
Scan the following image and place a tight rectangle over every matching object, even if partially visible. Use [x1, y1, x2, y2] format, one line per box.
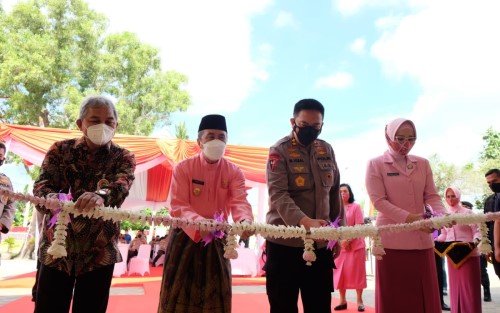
[265, 99, 344, 313]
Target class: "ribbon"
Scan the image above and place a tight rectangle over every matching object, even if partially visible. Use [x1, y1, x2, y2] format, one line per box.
[48, 192, 73, 229]
[424, 204, 443, 240]
[326, 216, 342, 250]
[201, 212, 225, 246]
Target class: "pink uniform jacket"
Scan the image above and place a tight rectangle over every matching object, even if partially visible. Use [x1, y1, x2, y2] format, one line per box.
[170, 153, 254, 242]
[344, 203, 366, 251]
[366, 150, 447, 250]
[437, 205, 480, 248]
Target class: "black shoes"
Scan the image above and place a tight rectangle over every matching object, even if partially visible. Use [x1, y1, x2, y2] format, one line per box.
[333, 303, 347, 311]
[357, 304, 365, 312]
[441, 303, 451, 311]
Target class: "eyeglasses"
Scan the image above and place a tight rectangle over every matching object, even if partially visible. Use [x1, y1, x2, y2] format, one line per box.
[394, 136, 417, 144]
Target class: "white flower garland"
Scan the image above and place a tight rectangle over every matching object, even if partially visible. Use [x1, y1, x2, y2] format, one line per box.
[2, 189, 499, 263]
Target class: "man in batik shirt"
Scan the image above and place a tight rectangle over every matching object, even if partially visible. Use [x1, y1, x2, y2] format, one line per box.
[33, 95, 135, 313]
[0, 142, 16, 249]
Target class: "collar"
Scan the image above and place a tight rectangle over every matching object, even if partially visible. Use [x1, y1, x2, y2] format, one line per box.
[382, 150, 418, 163]
[74, 136, 112, 152]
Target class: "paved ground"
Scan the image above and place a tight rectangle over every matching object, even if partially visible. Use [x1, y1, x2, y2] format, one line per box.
[1, 259, 500, 312]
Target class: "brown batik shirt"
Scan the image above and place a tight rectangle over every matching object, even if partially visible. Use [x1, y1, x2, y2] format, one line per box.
[33, 137, 136, 276]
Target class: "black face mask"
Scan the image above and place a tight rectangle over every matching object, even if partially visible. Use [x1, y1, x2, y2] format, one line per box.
[294, 124, 321, 146]
[490, 182, 500, 193]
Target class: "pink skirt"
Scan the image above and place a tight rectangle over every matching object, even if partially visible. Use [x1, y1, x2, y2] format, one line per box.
[376, 248, 441, 313]
[448, 256, 481, 313]
[334, 248, 367, 290]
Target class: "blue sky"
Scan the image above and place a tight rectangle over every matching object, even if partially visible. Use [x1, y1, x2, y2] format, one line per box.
[3, 0, 500, 201]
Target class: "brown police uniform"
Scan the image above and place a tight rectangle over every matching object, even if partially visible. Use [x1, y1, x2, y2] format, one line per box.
[266, 135, 343, 245]
[264, 135, 344, 313]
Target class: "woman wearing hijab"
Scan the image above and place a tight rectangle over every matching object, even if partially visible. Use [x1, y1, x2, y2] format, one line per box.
[333, 183, 366, 312]
[365, 118, 447, 313]
[436, 187, 481, 313]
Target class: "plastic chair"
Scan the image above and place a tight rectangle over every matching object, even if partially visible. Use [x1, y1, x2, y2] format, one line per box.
[113, 243, 130, 277]
[128, 244, 152, 276]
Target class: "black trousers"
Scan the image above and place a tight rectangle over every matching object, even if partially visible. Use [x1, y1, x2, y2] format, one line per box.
[480, 254, 490, 289]
[434, 253, 445, 304]
[34, 263, 114, 313]
[265, 241, 334, 313]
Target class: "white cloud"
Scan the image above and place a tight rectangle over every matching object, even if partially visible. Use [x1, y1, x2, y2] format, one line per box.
[315, 72, 353, 89]
[334, 0, 402, 16]
[349, 37, 366, 54]
[370, 0, 500, 165]
[82, 0, 273, 114]
[253, 43, 273, 81]
[273, 11, 296, 28]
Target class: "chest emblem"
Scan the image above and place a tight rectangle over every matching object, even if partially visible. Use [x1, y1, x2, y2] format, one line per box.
[293, 166, 305, 172]
[222, 179, 229, 188]
[193, 187, 201, 196]
[295, 175, 306, 187]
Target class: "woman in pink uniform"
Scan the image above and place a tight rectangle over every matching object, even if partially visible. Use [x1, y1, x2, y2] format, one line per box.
[436, 187, 481, 313]
[365, 118, 447, 313]
[333, 183, 366, 312]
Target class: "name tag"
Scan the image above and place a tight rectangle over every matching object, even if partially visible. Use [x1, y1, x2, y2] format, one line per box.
[387, 172, 399, 176]
[192, 179, 205, 185]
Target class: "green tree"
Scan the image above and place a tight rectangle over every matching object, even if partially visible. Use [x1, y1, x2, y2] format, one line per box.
[429, 154, 459, 196]
[0, 0, 191, 134]
[480, 127, 500, 161]
[476, 127, 500, 209]
[0, 0, 191, 258]
[175, 121, 189, 139]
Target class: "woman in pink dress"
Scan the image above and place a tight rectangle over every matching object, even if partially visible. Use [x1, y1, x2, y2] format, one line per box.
[365, 118, 447, 313]
[333, 183, 366, 312]
[436, 187, 481, 313]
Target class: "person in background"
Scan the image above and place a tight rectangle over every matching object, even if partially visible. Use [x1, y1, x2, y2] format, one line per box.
[123, 230, 132, 244]
[462, 200, 491, 302]
[33, 95, 135, 313]
[127, 233, 145, 264]
[365, 118, 447, 313]
[136, 230, 148, 244]
[484, 169, 500, 280]
[157, 114, 254, 313]
[152, 235, 168, 267]
[0, 142, 16, 255]
[436, 187, 481, 313]
[333, 183, 366, 312]
[495, 219, 500, 263]
[265, 99, 344, 313]
[118, 233, 127, 244]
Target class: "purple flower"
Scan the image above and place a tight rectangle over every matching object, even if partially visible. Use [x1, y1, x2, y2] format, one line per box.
[326, 216, 342, 250]
[48, 191, 73, 229]
[202, 211, 225, 246]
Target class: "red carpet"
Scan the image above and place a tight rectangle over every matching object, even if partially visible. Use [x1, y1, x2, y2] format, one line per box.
[1, 268, 374, 313]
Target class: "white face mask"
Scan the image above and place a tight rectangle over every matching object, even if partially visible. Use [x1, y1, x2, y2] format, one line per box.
[202, 139, 226, 161]
[85, 123, 115, 146]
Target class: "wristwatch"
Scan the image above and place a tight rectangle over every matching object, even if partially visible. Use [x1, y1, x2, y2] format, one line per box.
[95, 189, 110, 199]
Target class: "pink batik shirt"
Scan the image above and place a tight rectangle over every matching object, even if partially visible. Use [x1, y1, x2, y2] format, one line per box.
[170, 153, 254, 242]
